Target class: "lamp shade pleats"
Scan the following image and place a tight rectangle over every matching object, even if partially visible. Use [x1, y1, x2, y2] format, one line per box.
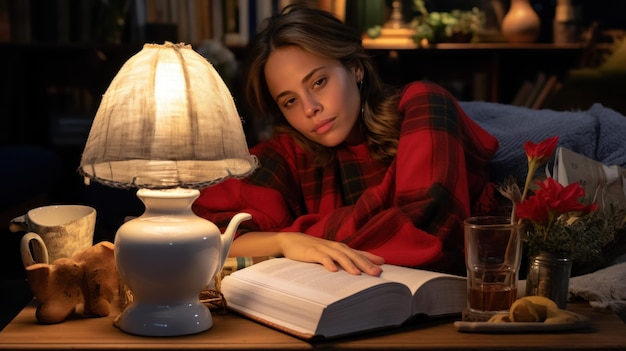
[79, 42, 257, 189]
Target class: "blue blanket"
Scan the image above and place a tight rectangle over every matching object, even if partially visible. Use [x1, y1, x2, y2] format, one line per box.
[460, 102, 626, 183]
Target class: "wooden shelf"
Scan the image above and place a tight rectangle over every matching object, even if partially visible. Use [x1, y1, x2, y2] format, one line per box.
[364, 41, 587, 104]
[363, 36, 587, 50]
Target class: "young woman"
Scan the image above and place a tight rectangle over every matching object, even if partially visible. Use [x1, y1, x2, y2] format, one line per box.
[193, 5, 500, 276]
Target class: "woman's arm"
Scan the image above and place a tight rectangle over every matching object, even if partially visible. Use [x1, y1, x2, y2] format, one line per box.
[229, 231, 384, 276]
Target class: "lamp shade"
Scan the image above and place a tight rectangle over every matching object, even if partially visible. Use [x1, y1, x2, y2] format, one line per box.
[79, 42, 257, 189]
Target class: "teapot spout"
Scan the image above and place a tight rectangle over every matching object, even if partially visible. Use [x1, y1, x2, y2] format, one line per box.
[218, 212, 251, 272]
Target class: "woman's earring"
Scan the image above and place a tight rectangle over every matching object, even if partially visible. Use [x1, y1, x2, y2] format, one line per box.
[358, 80, 364, 117]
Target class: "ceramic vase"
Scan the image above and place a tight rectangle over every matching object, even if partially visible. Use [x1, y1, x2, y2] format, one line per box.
[525, 251, 572, 309]
[501, 0, 541, 43]
[553, 0, 582, 44]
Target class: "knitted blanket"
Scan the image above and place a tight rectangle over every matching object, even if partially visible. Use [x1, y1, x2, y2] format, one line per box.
[569, 259, 626, 322]
[460, 102, 626, 183]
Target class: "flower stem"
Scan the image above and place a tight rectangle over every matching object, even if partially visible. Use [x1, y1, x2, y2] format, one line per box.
[521, 160, 537, 203]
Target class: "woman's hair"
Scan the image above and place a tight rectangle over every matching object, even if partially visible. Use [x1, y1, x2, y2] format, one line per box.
[244, 4, 402, 166]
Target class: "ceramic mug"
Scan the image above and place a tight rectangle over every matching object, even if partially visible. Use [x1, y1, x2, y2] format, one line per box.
[10, 205, 96, 267]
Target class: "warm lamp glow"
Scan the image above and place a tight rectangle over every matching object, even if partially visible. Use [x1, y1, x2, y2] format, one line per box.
[78, 42, 256, 336]
[79, 42, 257, 189]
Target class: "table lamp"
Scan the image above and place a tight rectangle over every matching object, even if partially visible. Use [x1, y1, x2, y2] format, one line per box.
[78, 42, 258, 336]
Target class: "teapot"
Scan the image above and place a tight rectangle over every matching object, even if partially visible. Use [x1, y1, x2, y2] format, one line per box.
[114, 188, 251, 336]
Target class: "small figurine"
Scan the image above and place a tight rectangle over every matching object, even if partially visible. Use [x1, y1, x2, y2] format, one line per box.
[25, 241, 118, 324]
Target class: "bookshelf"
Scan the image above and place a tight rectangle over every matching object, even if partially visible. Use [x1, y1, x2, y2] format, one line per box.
[0, 0, 293, 206]
[0, 42, 141, 206]
[364, 41, 586, 105]
[0, 43, 139, 145]
[0, 2, 591, 147]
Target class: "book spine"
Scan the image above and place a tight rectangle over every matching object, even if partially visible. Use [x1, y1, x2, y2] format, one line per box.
[0, 0, 10, 42]
[531, 75, 559, 110]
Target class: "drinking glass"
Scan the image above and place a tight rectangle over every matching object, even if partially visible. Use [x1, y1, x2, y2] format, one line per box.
[463, 216, 522, 321]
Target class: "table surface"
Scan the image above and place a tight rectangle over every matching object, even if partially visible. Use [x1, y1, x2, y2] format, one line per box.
[1, 301, 625, 350]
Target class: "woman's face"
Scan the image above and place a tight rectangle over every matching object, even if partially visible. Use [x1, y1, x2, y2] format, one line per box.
[264, 46, 363, 147]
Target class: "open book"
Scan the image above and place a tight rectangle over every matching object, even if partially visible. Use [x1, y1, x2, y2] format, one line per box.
[220, 258, 466, 340]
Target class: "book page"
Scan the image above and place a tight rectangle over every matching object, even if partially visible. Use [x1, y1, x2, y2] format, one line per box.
[226, 258, 403, 306]
[378, 264, 463, 294]
[222, 258, 411, 337]
[378, 265, 466, 316]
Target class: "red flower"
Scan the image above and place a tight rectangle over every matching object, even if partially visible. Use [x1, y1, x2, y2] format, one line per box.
[517, 178, 598, 226]
[537, 179, 586, 213]
[520, 136, 560, 203]
[523, 136, 559, 165]
[516, 194, 550, 224]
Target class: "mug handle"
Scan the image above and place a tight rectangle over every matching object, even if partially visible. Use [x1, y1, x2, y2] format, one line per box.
[20, 232, 49, 267]
[9, 214, 28, 233]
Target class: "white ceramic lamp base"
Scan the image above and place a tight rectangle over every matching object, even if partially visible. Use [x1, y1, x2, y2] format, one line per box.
[114, 188, 250, 336]
[117, 300, 212, 336]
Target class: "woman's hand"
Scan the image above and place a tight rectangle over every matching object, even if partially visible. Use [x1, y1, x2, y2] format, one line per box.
[229, 231, 384, 276]
[276, 232, 384, 276]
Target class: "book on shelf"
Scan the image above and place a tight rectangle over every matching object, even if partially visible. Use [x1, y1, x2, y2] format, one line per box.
[222, 0, 249, 46]
[511, 80, 533, 106]
[531, 74, 559, 109]
[0, 0, 10, 42]
[522, 71, 547, 108]
[220, 257, 467, 340]
[512, 71, 559, 108]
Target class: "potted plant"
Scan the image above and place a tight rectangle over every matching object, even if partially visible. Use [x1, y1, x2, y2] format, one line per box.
[498, 136, 625, 307]
[410, 0, 486, 46]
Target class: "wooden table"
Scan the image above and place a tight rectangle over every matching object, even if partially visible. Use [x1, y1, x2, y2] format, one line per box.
[1, 301, 625, 350]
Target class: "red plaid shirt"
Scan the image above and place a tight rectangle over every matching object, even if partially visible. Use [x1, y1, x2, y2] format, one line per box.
[193, 81, 499, 273]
